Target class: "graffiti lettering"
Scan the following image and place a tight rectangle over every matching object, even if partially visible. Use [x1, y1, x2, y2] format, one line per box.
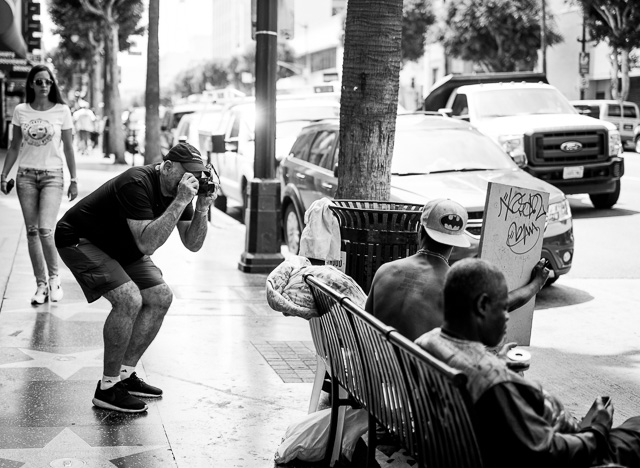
[498, 188, 547, 254]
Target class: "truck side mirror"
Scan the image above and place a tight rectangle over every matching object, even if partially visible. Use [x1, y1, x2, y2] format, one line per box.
[211, 134, 226, 153]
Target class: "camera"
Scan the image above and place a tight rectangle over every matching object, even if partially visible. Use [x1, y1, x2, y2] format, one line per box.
[196, 164, 219, 196]
[197, 178, 218, 196]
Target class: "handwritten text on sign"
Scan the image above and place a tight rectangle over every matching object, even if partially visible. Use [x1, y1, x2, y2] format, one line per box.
[479, 182, 549, 346]
[498, 188, 548, 255]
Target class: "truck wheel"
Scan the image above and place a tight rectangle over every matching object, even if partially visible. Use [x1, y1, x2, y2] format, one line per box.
[284, 204, 302, 254]
[589, 180, 621, 209]
[213, 193, 227, 213]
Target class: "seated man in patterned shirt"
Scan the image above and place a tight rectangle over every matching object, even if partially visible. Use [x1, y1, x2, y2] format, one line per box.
[416, 258, 640, 468]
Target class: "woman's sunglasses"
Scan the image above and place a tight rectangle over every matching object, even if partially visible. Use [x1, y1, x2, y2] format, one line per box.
[34, 79, 53, 87]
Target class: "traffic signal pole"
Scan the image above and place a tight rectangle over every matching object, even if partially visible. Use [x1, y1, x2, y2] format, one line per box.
[238, 0, 284, 273]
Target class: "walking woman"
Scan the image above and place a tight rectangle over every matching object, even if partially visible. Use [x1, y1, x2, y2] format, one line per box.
[0, 64, 78, 304]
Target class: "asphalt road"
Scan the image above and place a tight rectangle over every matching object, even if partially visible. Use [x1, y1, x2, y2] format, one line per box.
[565, 150, 640, 280]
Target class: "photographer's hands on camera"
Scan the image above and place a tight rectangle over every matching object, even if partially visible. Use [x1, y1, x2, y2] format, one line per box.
[176, 171, 218, 214]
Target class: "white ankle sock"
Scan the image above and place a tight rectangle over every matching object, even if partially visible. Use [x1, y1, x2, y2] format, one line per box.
[100, 375, 120, 390]
[120, 365, 136, 378]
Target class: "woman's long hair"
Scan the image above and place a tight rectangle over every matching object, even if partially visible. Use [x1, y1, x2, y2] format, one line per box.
[25, 65, 66, 105]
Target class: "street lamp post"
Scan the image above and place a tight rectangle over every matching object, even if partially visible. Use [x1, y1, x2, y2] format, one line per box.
[238, 0, 284, 273]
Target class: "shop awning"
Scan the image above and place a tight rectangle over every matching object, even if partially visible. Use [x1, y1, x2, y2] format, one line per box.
[0, 0, 28, 59]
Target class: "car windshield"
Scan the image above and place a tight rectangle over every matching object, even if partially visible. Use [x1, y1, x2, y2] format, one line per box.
[472, 88, 578, 118]
[391, 128, 517, 175]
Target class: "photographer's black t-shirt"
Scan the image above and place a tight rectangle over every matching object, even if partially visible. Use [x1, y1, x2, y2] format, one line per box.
[55, 164, 194, 265]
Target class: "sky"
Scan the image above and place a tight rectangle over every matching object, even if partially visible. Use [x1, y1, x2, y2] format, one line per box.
[39, 0, 336, 106]
[40, 0, 216, 105]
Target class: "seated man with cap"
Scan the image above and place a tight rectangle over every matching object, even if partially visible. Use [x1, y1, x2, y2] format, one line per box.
[417, 258, 640, 468]
[365, 198, 548, 342]
[55, 142, 217, 413]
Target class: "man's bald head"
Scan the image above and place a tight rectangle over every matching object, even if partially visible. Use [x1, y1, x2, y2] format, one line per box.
[443, 258, 509, 346]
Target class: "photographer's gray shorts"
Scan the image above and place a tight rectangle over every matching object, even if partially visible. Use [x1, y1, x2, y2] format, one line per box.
[58, 239, 165, 303]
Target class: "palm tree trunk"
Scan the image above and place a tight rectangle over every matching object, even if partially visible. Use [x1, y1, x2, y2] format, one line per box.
[107, 20, 126, 164]
[610, 47, 619, 100]
[620, 48, 630, 102]
[336, 0, 403, 200]
[144, 0, 161, 164]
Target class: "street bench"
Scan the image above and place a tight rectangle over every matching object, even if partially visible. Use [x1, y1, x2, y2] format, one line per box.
[304, 273, 483, 468]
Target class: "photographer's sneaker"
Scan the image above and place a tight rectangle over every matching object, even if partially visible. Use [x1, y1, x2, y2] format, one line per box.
[31, 283, 49, 305]
[49, 275, 64, 302]
[92, 381, 148, 413]
[121, 372, 163, 398]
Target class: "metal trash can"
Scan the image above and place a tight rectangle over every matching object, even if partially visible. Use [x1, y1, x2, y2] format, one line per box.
[329, 200, 424, 294]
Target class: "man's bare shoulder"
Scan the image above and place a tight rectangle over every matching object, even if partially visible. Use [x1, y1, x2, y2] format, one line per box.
[375, 255, 424, 276]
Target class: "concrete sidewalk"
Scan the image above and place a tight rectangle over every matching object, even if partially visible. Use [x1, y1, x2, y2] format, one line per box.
[1, 148, 640, 466]
[0, 149, 316, 467]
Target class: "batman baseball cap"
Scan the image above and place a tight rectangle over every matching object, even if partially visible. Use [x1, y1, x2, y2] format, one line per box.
[164, 142, 208, 174]
[420, 198, 470, 248]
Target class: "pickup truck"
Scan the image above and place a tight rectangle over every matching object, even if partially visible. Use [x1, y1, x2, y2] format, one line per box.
[423, 72, 625, 208]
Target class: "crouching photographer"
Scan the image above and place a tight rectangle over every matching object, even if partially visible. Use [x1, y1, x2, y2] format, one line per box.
[55, 142, 217, 413]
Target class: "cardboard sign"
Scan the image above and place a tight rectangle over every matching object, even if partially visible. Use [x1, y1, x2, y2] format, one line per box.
[479, 182, 549, 345]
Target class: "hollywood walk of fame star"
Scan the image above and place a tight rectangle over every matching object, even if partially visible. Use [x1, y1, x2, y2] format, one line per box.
[0, 348, 103, 380]
[0, 427, 169, 467]
[0, 300, 109, 322]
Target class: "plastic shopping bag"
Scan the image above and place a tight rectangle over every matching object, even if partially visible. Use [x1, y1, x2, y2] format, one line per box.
[274, 407, 369, 464]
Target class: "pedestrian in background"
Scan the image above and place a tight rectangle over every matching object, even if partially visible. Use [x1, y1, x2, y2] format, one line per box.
[0, 64, 78, 305]
[73, 101, 96, 155]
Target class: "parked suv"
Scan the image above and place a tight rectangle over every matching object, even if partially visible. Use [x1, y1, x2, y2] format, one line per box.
[423, 73, 625, 209]
[571, 99, 640, 152]
[280, 114, 574, 284]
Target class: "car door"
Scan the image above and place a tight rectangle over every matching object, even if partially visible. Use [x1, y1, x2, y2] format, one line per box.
[606, 103, 622, 131]
[310, 130, 339, 201]
[284, 128, 318, 212]
[233, 113, 256, 205]
[622, 104, 639, 142]
[217, 111, 243, 203]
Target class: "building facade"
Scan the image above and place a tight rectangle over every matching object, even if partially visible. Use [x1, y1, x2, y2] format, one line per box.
[419, 0, 640, 109]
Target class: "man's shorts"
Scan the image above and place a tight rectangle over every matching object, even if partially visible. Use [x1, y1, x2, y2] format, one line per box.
[58, 239, 165, 303]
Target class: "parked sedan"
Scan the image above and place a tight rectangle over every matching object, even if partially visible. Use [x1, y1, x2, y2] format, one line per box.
[280, 114, 574, 283]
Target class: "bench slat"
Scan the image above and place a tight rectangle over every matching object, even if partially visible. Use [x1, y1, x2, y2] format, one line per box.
[304, 274, 484, 468]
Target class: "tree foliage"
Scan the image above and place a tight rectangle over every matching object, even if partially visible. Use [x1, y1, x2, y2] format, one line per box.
[171, 42, 296, 98]
[576, 0, 640, 100]
[578, 0, 640, 49]
[402, 0, 435, 62]
[48, 0, 144, 88]
[438, 0, 563, 72]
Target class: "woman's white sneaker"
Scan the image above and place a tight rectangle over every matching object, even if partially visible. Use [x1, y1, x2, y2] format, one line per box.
[31, 283, 49, 305]
[49, 275, 64, 302]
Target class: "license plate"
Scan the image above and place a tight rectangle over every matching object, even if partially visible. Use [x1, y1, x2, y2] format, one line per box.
[563, 166, 584, 179]
[624, 124, 633, 130]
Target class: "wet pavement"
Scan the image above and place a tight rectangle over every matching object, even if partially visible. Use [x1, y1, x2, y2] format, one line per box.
[0, 150, 315, 467]
[1, 149, 640, 467]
